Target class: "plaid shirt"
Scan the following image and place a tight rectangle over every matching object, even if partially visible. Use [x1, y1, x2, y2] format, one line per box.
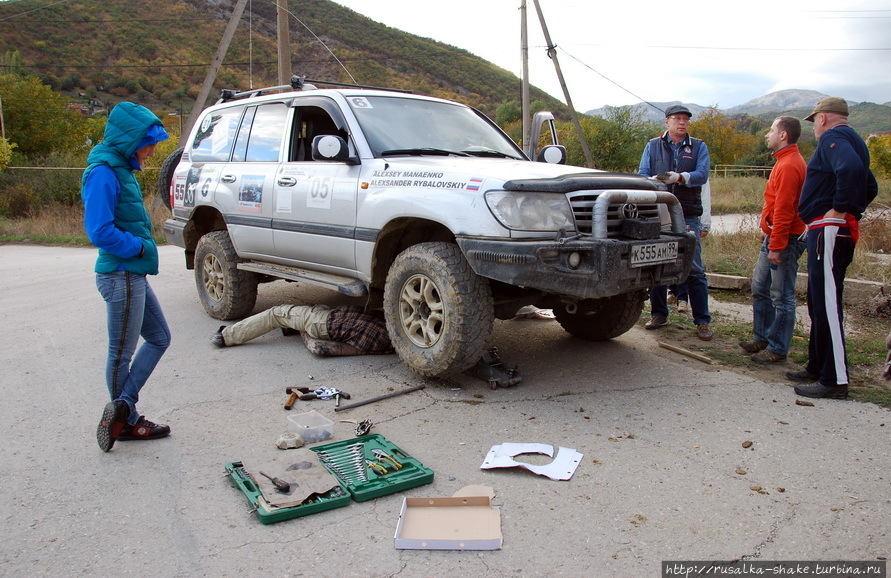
[327, 306, 394, 354]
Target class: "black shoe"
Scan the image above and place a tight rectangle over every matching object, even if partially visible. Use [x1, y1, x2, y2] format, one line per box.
[212, 326, 227, 347]
[117, 417, 171, 441]
[97, 400, 129, 452]
[786, 369, 819, 382]
[794, 383, 848, 400]
[739, 340, 768, 354]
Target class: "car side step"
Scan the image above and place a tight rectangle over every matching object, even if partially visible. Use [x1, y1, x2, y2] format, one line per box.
[237, 262, 368, 297]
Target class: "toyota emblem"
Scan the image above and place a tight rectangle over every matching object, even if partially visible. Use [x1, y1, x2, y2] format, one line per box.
[620, 203, 639, 219]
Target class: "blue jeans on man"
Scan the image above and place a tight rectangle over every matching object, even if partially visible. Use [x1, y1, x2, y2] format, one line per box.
[96, 271, 171, 426]
[751, 235, 806, 356]
[650, 216, 710, 326]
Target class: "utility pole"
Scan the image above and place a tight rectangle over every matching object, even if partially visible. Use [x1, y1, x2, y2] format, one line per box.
[183, 0, 250, 138]
[276, 0, 292, 85]
[530, 0, 595, 168]
[520, 0, 530, 153]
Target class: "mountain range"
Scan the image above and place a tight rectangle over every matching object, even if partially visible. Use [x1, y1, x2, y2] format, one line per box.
[0, 0, 887, 135]
[586, 89, 891, 134]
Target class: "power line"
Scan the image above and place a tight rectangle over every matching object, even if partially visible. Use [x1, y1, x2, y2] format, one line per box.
[0, 0, 77, 22]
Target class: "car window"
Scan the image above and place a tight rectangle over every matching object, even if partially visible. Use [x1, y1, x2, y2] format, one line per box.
[347, 95, 524, 159]
[190, 106, 244, 162]
[290, 105, 348, 162]
[245, 103, 289, 162]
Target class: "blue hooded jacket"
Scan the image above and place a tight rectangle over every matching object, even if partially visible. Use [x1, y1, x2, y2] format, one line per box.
[81, 102, 168, 274]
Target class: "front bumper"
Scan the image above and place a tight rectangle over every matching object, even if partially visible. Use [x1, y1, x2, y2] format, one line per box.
[458, 233, 696, 299]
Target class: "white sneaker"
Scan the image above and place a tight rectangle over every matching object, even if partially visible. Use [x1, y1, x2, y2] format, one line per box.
[676, 300, 689, 313]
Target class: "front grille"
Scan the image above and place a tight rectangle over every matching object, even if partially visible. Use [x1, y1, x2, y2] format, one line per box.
[568, 193, 660, 237]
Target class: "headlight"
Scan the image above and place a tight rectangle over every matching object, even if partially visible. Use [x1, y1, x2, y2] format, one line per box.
[485, 191, 575, 231]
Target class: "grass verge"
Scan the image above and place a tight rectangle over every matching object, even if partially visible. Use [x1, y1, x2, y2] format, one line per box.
[641, 289, 891, 410]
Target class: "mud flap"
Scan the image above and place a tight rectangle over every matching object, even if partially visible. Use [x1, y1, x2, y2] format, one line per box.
[467, 347, 523, 389]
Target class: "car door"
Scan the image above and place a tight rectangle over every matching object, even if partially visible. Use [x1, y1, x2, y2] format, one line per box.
[271, 99, 358, 273]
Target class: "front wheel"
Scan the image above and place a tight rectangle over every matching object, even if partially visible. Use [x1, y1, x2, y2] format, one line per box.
[384, 242, 493, 376]
[194, 230, 258, 320]
[554, 291, 646, 341]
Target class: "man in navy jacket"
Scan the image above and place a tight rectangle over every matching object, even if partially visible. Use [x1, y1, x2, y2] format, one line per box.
[786, 97, 878, 399]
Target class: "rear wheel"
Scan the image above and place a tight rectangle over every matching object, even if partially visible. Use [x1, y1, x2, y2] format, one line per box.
[194, 230, 258, 320]
[384, 242, 493, 376]
[554, 291, 646, 341]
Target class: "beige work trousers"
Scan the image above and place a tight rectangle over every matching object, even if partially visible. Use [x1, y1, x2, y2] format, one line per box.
[223, 304, 331, 346]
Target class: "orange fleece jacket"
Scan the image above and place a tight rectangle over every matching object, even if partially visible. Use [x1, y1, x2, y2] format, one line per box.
[760, 144, 807, 252]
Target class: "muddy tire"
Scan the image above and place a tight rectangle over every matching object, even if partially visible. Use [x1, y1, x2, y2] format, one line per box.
[194, 230, 258, 320]
[554, 291, 646, 341]
[384, 242, 493, 376]
[156, 148, 183, 210]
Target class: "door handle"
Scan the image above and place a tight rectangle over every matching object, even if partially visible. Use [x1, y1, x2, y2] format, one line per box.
[277, 177, 297, 187]
[221, 174, 236, 183]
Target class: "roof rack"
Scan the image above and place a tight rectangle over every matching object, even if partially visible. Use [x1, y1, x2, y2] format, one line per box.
[218, 76, 412, 103]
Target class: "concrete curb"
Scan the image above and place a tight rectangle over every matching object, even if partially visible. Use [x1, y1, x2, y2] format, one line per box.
[707, 272, 889, 306]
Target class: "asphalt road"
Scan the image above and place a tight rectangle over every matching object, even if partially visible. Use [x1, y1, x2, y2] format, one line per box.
[1, 245, 888, 576]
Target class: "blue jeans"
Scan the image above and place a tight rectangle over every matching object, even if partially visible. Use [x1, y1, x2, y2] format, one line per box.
[751, 235, 805, 356]
[96, 272, 171, 425]
[651, 217, 710, 325]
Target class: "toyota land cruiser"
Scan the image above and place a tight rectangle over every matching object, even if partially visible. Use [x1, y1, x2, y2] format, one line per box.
[162, 78, 695, 376]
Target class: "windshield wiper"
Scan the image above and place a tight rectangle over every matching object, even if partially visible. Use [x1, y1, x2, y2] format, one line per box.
[380, 148, 470, 157]
[461, 148, 518, 159]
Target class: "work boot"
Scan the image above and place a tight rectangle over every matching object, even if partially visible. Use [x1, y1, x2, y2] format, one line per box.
[667, 294, 677, 305]
[676, 300, 689, 313]
[212, 326, 227, 347]
[697, 323, 713, 341]
[97, 400, 130, 453]
[739, 340, 768, 354]
[786, 369, 818, 382]
[794, 383, 848, 400]
[645, 316, 667, 330]
[751, 350, 786, 364]
[117, 417, 171, 441]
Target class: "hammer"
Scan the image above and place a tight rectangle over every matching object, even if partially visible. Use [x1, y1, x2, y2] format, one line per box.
[284, 386, 311, 410]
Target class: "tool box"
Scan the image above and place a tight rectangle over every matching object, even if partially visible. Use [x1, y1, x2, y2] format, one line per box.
[226, 434, 434, 524]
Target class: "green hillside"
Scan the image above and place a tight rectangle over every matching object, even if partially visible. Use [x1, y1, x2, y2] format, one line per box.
[0, 0, 567, 121]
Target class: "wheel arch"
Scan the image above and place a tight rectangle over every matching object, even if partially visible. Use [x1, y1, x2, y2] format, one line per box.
[367, 217, 455, 309]
[181, 207, 227, 269]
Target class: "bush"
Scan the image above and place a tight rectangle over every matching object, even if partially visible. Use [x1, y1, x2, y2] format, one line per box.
[0, 182, 36, 218]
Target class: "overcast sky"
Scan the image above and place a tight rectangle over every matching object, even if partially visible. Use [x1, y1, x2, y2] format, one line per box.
[331, 0, 890, 112]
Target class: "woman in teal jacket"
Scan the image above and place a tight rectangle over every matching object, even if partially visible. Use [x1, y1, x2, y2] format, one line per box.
[82, 102, 172, 452]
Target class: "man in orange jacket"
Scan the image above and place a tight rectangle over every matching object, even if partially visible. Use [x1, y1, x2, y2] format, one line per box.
[739, 116, 807, 364]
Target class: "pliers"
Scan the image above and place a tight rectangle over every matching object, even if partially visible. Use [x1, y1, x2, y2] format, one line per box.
[366, 460, 388, 475]
[372, 449, 403, 470]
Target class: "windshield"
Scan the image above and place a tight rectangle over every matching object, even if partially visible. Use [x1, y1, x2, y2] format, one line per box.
[347, 95, 525, 160]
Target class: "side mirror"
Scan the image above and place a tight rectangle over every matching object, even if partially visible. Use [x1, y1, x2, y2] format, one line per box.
[537, 145, 566, 165]
[312, 135, 359, 164]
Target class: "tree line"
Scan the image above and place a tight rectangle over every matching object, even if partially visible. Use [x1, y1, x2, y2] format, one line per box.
[1, 71, 889, 220]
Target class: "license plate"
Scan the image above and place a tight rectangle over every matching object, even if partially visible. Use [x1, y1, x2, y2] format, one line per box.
[630, 241, 678, 267]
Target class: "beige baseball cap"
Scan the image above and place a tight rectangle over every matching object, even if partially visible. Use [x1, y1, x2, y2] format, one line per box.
[804, 97, 849, 122]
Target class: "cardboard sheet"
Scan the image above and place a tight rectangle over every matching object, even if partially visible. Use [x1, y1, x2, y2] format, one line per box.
[242, 449, 341, 508]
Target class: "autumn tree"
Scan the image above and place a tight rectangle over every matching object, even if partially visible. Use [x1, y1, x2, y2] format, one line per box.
[0, 73, 91, 158]
[689, 108, 758, 167]
[867, 134, 891, 178]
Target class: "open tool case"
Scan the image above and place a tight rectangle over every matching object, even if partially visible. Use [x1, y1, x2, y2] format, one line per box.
[226, 434, 434, 524]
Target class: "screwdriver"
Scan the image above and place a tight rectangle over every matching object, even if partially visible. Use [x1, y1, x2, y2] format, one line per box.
[259, 471, 290, 493]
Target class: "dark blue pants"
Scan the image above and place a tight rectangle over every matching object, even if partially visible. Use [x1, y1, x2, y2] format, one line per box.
[804, 224, 854, 386]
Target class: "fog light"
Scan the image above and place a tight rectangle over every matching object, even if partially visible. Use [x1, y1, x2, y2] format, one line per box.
[567, 252, 581, 269]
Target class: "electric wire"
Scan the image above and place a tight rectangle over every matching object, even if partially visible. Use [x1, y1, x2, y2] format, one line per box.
[273, 1, 357, 84]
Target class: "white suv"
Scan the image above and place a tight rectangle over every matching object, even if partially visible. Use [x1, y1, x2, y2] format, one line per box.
[162, 79, 694, 376]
